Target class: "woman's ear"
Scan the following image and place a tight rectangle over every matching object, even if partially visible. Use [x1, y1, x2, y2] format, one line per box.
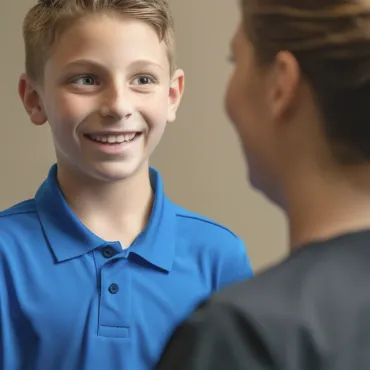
[268, 51, 301, 122]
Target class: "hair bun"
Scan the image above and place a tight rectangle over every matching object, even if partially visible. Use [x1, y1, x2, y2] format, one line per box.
[38, 0, 59, 7]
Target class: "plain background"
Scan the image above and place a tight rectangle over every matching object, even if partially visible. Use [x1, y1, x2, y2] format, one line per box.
[0, 0, 287, 271]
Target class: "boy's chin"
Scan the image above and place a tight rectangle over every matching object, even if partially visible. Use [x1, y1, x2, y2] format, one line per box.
[83, 160, 148, 184]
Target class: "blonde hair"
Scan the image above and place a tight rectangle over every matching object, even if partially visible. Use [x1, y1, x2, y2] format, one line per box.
[241, 0, 370, 163]
[23, 0, 175, 81]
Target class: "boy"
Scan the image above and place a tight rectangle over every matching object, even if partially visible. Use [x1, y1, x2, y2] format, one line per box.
[0, 1, 253, 369]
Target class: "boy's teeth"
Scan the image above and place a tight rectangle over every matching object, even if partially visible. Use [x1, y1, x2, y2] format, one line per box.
[89, 133, 137, 143]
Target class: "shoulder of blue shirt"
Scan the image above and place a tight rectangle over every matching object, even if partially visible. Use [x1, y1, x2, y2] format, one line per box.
[0, 189, 254, 290]
[172, 201, 254, 285]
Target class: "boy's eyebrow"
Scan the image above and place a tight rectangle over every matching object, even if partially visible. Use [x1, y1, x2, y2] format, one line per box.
[63, 59, 165, 71]
[63, 59, 103, 69]
[129, 59, 165, 70]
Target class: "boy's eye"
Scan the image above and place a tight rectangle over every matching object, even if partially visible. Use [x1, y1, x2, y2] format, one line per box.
[132, 75, 155, 85]
[72, 76, 99, 86]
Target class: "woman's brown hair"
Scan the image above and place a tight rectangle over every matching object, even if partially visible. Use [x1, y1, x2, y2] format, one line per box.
[242, 0, 370, 163]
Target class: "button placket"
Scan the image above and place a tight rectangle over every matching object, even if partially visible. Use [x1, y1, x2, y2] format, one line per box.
[98, 257, 132, 338]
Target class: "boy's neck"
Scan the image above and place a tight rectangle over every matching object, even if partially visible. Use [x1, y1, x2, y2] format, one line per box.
[284, 163, 370, 252]
[56, 163, 154, 248]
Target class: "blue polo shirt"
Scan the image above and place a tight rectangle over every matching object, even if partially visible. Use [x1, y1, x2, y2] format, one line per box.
[0, 165, 253, 370]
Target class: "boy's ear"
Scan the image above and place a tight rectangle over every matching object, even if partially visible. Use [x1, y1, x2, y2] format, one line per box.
[167, 69, 185, 123]
[18, 73, 47, 126]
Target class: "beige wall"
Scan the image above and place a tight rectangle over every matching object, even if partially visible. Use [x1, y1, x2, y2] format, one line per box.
[1, 0, 288, 271]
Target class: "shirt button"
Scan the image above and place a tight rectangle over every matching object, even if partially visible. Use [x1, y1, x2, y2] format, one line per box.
[108, 283, 119, 294]
[102, 246, 115, 259]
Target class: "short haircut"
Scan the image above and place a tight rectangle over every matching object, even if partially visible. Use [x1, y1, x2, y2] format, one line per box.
[23, 0, 176, 81]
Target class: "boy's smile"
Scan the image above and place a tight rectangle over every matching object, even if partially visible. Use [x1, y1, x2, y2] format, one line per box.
[83, 130, 144, 156]
[21, 13, 184, 183]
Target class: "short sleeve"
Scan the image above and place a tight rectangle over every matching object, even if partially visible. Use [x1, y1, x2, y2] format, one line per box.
[216, 236, 253, 291]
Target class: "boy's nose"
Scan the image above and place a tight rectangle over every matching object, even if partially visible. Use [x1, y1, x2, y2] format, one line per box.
[100, 84, 133, 121]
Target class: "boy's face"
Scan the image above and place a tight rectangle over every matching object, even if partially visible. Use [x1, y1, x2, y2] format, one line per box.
[19, 14, 184, 183]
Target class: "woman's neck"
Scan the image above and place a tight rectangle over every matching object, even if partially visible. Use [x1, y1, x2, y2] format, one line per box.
[285, 163, 370, 251]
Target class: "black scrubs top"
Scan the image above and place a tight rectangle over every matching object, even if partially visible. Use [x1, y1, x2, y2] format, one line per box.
[156, 230, 370, 370]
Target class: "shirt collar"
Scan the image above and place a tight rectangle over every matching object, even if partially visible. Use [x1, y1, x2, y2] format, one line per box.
[129, 168, 177, 272]
[35, 164, 176, 272]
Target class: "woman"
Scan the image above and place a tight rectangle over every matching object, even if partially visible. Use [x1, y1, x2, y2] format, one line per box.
[156, 0, 370, 369]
